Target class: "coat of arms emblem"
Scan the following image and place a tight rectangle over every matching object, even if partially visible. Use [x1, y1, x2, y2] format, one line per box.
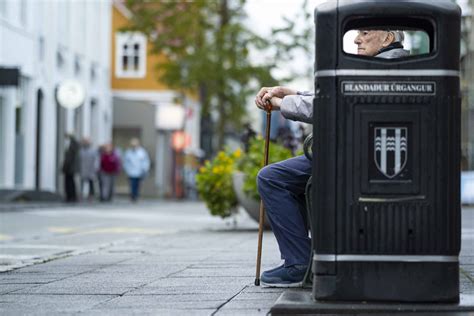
[374, 127, 407, 178]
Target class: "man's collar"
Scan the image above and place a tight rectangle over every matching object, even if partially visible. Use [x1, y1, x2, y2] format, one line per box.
[378, 42, 403, 54]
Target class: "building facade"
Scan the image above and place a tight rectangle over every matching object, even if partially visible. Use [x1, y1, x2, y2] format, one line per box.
[111, 1, 202, 198]
[460, 0, 474, 171]
[0, 0, 113, 193]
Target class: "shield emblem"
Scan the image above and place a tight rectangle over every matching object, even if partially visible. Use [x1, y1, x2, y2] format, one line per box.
[374, 127, 407, 178]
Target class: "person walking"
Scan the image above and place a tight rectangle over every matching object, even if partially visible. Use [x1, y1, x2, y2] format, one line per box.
[99, 143, 121, 202]
[79, 138, 99, 201]
[123, 138, 150, 202]
[62, 134, 80, 202]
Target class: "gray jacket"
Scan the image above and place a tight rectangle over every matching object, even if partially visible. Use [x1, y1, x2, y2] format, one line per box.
[80, 146, 99, 180]
[280, 47, 410, 123]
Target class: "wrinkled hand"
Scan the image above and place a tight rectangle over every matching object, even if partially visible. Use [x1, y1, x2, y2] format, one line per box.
[255, 86, 297, 111]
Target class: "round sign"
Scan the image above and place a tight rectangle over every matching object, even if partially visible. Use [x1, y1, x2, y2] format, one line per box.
[56, 80, 85, 109]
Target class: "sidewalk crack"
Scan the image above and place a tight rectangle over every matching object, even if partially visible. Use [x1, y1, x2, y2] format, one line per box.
[211, 284, 248, 315]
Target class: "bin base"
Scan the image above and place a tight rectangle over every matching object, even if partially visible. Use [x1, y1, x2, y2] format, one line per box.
[271, 290, 474, 315]
[314, 261, 459, 302]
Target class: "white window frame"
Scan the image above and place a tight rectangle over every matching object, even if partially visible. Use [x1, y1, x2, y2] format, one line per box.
[115, 32, 147, 78]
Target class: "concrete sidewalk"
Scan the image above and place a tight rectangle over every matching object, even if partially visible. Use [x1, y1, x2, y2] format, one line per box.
[0, 230, 285, 315]
[0, 202, 473, 315]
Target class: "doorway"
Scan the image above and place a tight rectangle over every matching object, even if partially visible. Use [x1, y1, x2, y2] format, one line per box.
[56, 100, 66, 192]
[35, 89, 43, 190]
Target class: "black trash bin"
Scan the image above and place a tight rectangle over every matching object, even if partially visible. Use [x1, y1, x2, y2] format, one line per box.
[311, 0, 461, 302]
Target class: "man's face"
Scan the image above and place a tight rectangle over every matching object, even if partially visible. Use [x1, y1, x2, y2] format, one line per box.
[354, 30, 389, 56]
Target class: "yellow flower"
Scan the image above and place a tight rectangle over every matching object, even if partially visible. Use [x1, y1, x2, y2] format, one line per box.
[234, 148, 242, 158]
[213, 166, 226, 174]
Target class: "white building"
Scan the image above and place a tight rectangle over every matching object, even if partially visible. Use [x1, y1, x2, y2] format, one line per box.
[0, 0, 112, 194]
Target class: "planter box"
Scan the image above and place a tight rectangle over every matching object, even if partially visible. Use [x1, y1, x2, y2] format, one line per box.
[232, 171, 270, 229]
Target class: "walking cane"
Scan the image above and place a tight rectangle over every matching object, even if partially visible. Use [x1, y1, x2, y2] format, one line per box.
[255, 103, 272, 286]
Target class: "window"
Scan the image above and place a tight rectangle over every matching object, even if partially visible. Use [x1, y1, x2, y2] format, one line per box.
[56, 50, 65, 71]
[74, 56, 82, 76]
[343, 28, 431, 58]
[342, 18, 434, 60]
[115, 32, 147, 78]
[90, 64, 97, 82]
[15, 77, 28, 187]
[38, 36, 45, 61]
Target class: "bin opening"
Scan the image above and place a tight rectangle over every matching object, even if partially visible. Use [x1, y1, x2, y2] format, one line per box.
[342, 18, 434, 59]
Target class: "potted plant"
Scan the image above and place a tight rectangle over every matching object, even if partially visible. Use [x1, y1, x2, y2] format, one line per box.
[233, 137, 294, 226]
[196, 138, 295, 226]
[196, 149, 241, 218]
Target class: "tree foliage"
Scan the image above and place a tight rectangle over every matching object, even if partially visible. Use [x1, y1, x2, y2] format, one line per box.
[124, 0, 312, 152]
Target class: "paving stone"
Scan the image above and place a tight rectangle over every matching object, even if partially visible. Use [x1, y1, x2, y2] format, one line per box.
[220, 298, 278, 309]
[214, 308, 269, 316]
[0, 294, 116, 314]
[93, 295, 225, 310]
[172, 268, 254, 278]
[235, 291, 283, 300]
[86, 265, 189, 281]
[128, 285, 243, 296]
[460, 256, 474, 265]
[83, 308, 216, 316]
[0, 273, 74, 284]
[15, 264, 101, 274]
[44, 253, 135, 265]
[145, 276, 252, 287]
[123, 293, 236, 301]
[0, 283, 40, 294]
[242, 286, 286, 294]
[461, 265, 474, 277]
[12, 278, 140, 295]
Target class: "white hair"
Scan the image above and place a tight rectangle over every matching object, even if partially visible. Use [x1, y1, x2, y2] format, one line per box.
[389, 30, 405, 44]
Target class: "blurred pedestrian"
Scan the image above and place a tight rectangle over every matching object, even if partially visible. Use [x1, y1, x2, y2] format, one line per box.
[99, 143, 121, 202]
[79, 138, 99, 201]
[123, 138, 150, 202]
[276, 125, 297, 155]
[62, 134, 80, 202]
[240, 123, 256, 153]
[97, 144, 105, 200]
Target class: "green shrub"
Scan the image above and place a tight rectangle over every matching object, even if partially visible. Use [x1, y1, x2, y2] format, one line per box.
[196, 137, 297, 217]
[237, 136, 294, 200]
[196, 149, 241, 218]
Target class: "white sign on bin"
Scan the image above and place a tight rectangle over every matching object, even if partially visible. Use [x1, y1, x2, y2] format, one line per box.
[155, 104, 185, 130]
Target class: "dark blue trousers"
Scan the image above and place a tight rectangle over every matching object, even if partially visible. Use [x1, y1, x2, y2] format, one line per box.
[257, 155, 312, 267]
[129, 177, 142, 200]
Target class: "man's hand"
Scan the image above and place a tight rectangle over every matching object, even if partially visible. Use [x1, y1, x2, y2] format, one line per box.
[268, 97, 282, 111]
[255, 86, 297, 110]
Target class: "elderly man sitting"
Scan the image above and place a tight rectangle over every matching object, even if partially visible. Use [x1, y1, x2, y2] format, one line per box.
[254, 30, 409, 288]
